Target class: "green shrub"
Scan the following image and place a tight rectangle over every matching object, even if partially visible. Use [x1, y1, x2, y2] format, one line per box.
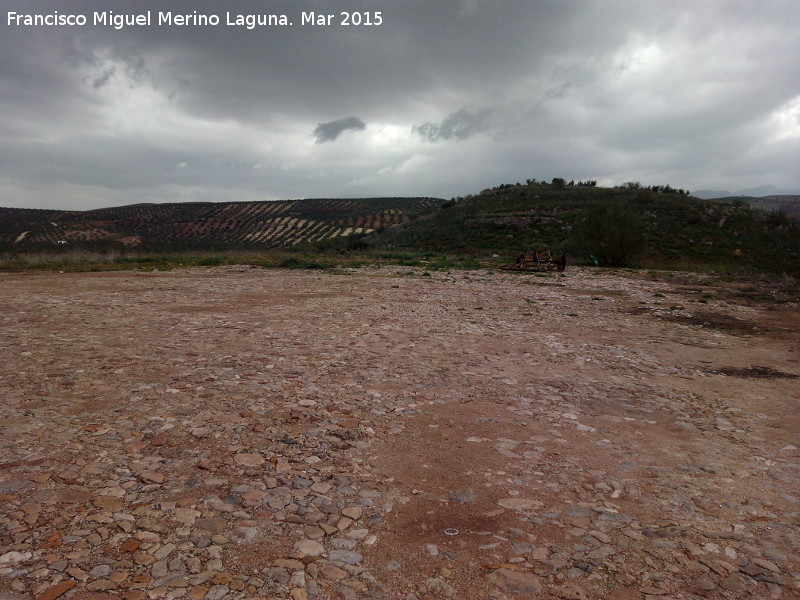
[278, 257, 331, 270]
[197, 256, 226, 266]
[569, 202, 645, 267]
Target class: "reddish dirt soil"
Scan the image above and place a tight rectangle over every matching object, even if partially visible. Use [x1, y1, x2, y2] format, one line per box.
[0, 266, 798, 600]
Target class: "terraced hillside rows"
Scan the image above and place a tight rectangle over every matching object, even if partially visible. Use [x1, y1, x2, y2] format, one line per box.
[716, 195, 800, 221]
[0, 198, 443, 250]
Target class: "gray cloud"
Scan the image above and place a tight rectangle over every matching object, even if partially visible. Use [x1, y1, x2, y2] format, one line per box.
[86, 66, 115, 89]
[0, 0, 798, 209]
[313, 116, 366, 144]
[413, 108, 490, 142]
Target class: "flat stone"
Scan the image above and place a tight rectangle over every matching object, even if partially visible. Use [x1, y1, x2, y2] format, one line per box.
[690, 574, 716, 591]
[566, 506, 592, 517]
[0, 551, 33, 566]
[448, 489, 475, 504]
[267, 495, 290, 510]
[67, 566, 88, 581]
[344, 528, 369, 540]
[319, 564, 347, 580]
[341, 505, 364, 520]
[550, 583, 589, 600]
[241, 489, 269, 502]
[320, 523, 339, 536]
[55, 488, 92, 504]
[290, 588, 308, 600]
[328, 550, 363, 564]
[752, 557, 781, 573]
[641, 585, 669, 595]
[720, 573, 748, 592]
[338, 587, 359, 600]
[154, 543, 176, 560]
[763, 547, 788, 562]
[301, 525, 325, 540]
[495, 445, 522, 458]
[567, 567, 584, 579]
[336, 516, 353, 530]
[150, 433, 169, 446]
[195, 518, 226, 534]
[330, 537, 357, 550]
[608, 588, 639, 600]
[204, 584, 229, 600]
[133, 551, 155, 566]
[311, 482, 332, 494]
[275, 558, 305, 569]
[488, 568, 543, 595]
[234, 453, 265, 467]
[173, 508, 200, 524]
[421, 577, 455, 597]
[34, 580, 77, 600]
[93, 495, 124, 511]
[0, 479, 34, 493]
[715, 417, 734, 431]
[588, 530, 611, 544]
[188, 585, 208, 599]
[120, 538, 140, 553]
[89, 565, 112, 578]
[498, 498, 543, 511]
[512, 542, 535, 555]
[208, 498, 236, 512]
[586, 545, 616, 560]
[530, 547, 550, 561]
[293, 539, 324, 558]
[289, 571, 305, 589]
[597, 512, 633, 523]
[139, 471, 164, 484]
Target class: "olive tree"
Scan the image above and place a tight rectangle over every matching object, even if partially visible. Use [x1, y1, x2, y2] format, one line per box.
[570, 202, 645, 267]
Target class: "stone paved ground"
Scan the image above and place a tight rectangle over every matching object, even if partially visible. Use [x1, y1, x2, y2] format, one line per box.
[0, 266, 798, 600]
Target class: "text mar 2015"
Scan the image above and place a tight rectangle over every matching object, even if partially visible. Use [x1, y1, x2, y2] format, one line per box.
[7, 11, 384, 29]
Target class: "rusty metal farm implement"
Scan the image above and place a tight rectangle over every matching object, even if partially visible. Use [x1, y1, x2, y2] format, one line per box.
[500, 249, 566, 272]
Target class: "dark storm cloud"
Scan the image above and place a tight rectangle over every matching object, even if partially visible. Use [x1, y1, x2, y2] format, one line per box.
[0, 0, 798, 209]
[313, 116, 366, 144]
[413, 108, 490, 142]
[87, 66, 115, 89]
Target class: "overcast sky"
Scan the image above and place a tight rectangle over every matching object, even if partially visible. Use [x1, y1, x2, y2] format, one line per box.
[2, 0, 799, 210]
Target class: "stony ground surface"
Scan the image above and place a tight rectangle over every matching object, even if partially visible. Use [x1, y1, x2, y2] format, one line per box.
[1, 265, 798, 600]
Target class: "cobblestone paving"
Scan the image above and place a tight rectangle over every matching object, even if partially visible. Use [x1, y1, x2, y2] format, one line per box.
[1, 266, 798, 600]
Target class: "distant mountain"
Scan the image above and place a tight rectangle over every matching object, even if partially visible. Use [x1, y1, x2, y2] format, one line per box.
[738, 185, 800, 197]
[695, 185, 800, 199]
[86, 202, 158, 211]
[0, 197, 444, 250]
[693, 189, 733, 199]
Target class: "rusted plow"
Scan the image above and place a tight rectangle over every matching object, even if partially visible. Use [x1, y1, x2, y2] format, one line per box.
[500, 249, 566, 272]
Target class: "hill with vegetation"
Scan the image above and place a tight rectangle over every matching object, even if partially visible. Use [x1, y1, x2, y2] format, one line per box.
[0, 197, 443, 252]
[362, 181, 800, 274]
[3, 183, 799, 276]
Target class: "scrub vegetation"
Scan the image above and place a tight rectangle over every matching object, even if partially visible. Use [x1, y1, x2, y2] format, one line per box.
[2, 182, 799, 276]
